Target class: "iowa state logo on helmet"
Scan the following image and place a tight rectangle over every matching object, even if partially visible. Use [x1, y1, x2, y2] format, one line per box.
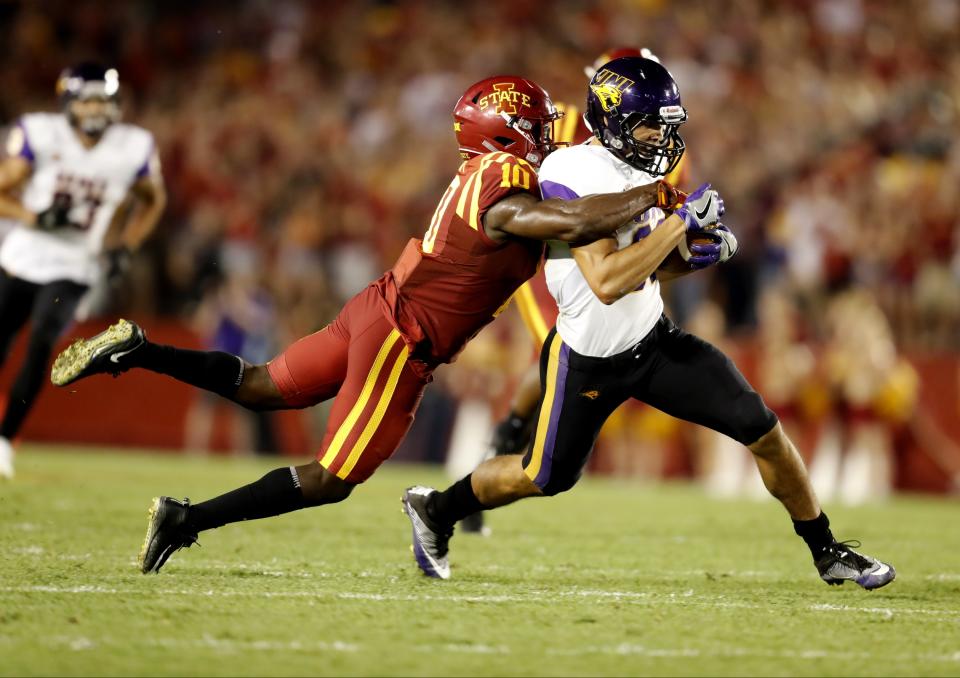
[477, 82, 532, 116]
[589, 68, 636, 112]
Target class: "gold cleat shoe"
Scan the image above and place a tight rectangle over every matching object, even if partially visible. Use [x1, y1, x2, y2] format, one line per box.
[50, 318, 145, 387]
[139, 496, 198, 574]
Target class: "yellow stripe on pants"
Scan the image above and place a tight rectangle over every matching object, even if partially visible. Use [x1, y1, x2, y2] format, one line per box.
[524, 332, 562, 483]
[320, 329, 402, 469]
[336, 343, 410, 479]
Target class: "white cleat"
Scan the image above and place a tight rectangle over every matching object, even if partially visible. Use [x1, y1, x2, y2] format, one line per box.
[401, 486, 453, 580]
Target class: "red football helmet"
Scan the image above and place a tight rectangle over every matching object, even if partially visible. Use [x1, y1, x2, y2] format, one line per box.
[454, 75, 562, 168]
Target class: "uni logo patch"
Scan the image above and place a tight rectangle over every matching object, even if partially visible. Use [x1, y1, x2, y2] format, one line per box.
[590, 68, 636, 112]
[579, 389, 601, 400]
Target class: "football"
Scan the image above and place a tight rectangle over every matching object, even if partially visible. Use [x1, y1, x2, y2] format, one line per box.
[677, 231, 720, 262]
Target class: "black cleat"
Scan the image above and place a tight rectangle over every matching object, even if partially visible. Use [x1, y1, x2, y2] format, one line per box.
[138, 496, 199, 574]
[815, 540, 896, 590]
[51, 319, 145, 387]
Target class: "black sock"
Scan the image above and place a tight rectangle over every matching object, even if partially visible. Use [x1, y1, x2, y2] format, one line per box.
[793, 511, 835, 560]
[426, 475, 486, 527]
[188, 467, 307, 532]
[133, 342, 244, 399]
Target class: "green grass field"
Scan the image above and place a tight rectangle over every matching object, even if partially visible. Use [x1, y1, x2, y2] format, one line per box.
[1, 446, 959, 677]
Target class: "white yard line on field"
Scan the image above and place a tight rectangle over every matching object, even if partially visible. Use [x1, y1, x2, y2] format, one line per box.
[150, 635, 359, 653]
[18, 634, 960, 664]
[18, 554, 960, 585]
[4, 584, 960, 621]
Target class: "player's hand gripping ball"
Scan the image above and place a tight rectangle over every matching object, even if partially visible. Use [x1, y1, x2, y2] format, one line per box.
[678, 224, 739, 269]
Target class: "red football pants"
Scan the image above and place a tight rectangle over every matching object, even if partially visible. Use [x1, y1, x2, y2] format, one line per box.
[267, 285, 432, 483]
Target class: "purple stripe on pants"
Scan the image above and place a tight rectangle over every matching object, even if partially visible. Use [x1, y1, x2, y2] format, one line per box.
[534, 341, 570, 488]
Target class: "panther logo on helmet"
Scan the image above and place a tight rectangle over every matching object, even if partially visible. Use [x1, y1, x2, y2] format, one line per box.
[589, 83, 623, 113]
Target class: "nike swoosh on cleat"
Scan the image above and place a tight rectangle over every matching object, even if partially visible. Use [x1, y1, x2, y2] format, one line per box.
[109, 348, 137, 363]
[695, 197, 712, 220]
[872, 563, 890, 577]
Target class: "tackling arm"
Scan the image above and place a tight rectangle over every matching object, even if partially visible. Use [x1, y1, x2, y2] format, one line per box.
[483, 182, 668, 245]
[571, 214, 686, 304]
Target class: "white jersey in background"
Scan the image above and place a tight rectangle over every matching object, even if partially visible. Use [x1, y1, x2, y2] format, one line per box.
[538, 143, 665, 357]
[0, 113, 155, 286]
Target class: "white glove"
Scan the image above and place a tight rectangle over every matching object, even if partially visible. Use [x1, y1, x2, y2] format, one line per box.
[675, 183, 725, 232]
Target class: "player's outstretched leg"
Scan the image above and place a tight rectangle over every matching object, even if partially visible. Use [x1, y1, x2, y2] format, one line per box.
[403, 455, 542, 579]
[51, 318, 291, 410]
[139, 461, 352, 574]
[751, 425, 896, 591]
[50, 319, 144, 386]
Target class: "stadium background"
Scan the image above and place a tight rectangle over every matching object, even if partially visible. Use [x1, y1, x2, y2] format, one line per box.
[0, 0, 958, 496]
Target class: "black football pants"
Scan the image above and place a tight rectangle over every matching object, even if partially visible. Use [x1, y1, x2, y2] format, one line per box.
[521, 314, 778, 495]
[0, 271, 87, 438]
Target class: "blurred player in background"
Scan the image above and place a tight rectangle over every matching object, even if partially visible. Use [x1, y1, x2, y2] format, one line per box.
[459, 47, 687, 534]
[404, 57, 896, 591]
[0, 62, 165, 479]
[51, 74, 684, 574]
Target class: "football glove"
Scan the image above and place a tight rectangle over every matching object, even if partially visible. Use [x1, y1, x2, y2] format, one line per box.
[35, 193, 77, 231]
[674, 183, 724, 232]
[678, 224, 739, 269]
[713, 224, 739, 263]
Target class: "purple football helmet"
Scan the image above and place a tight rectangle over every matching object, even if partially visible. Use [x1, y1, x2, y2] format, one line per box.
[585, 56, 687, 176]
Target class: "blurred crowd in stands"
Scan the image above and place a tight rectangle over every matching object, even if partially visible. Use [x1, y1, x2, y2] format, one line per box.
[0, 0, 957, 488]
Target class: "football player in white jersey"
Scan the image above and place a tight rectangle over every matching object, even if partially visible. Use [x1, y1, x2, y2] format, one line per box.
[0, 62, 166, 478]
[404, 57, 895, 590]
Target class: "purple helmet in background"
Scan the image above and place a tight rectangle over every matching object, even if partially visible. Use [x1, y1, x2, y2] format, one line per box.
[584, 56, 687, 176]
[56, 62, 121, 137]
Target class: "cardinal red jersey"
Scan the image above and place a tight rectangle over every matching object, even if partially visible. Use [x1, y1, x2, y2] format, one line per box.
[376, 152, 543, 364]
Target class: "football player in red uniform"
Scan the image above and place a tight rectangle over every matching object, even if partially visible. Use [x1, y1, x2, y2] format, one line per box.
[51, 75, 688, 574]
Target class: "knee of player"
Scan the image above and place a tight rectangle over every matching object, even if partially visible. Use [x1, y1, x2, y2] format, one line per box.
[745, 418, 787, 459]
[730, 392, 779, 447]
[540, 470, 582, 497]
[237, 363, 284, 410]
[296, 461, 354, 505]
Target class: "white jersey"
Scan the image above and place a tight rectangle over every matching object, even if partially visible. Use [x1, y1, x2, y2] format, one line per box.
[539, 143, 665, 357]
[0, 113, 154, 285]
